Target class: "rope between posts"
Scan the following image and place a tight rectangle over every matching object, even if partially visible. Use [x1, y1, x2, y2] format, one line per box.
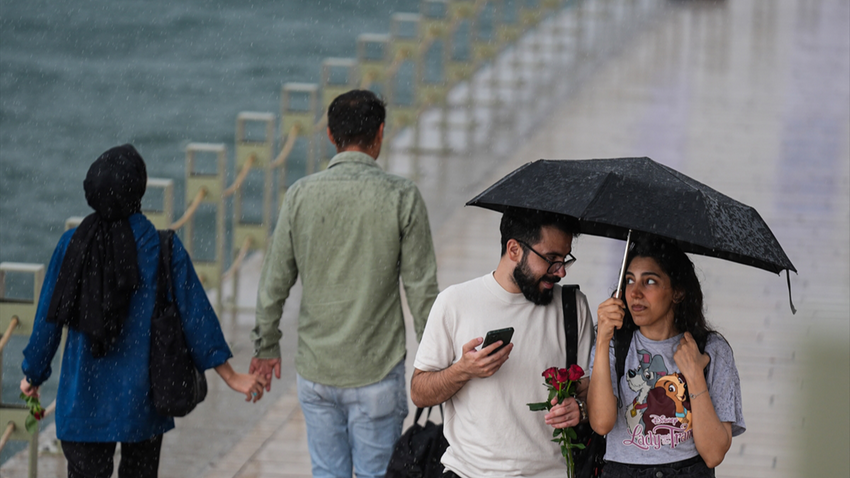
[222, 154, 257, 198]
[0, 316, 19, 354]
[384, 49, 408, 80]
[270, 124, 301, 168]
[471, 0, 487, 18]
[359, 71, 377, 90]
[222, 236, 253, 282]
[0, 422, 14, 452]
[417, 33, 436, 58]
[169, 187, 208, 230]
[312, 111, 328, 133]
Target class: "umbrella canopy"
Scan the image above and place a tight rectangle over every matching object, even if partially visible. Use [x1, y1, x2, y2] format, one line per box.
[467, 157, 796, 275]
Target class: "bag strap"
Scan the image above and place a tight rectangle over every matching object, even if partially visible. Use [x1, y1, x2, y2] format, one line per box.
[156, 230, 175, 305]
[561, 284, 580, 367]
[563, 284, 632, 402]
[614, 328, 633, 396]
[413, 404, 444, 424]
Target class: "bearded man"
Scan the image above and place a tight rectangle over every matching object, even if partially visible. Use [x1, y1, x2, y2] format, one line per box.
[411, 209, 595, 477]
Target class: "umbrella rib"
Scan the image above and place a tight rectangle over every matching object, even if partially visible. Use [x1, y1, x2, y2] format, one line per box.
[580, 170, 619, 226]
[654, 160, 704, 193]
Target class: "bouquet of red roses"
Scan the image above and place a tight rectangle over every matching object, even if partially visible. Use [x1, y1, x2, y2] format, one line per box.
[527, 364, 585, 477]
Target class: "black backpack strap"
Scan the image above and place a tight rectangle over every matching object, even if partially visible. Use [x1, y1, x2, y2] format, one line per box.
[561, 284, 580, 367]
[612, 327, 634, 406]
[157, 230, 175, 304]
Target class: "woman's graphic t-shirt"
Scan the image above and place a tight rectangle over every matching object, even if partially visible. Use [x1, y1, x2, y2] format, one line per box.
[589, 330, 746, 465]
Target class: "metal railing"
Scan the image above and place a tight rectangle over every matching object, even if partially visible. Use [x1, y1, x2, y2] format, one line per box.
[0, 263, 46, 478]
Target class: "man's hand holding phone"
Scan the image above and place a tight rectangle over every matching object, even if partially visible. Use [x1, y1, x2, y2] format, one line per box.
[454, 333, 513, 381]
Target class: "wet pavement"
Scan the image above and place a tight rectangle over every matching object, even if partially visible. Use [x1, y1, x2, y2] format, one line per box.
[2, 0, 848, 476]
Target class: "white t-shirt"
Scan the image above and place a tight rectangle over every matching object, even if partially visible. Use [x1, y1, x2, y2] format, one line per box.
[414, 273, 594, 477]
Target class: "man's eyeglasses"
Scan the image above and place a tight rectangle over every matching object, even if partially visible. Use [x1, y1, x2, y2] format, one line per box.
[516, 240, 577, 275]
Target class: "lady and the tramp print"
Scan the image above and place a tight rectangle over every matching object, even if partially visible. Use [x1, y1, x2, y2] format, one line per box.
[623, 348, 695, 451]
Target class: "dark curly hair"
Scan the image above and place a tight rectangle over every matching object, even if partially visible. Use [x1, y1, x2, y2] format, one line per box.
[499, 208, 580, 256]
[615, 235, 715, 352]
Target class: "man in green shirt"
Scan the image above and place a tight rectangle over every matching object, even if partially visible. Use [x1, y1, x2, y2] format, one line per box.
[250, 90, 439, 477]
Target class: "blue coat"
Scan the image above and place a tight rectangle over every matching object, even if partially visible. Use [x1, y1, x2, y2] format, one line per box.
[22, 214, 232, 442]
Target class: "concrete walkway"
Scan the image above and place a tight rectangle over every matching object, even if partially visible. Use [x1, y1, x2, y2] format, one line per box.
[3, 0, 847, 477]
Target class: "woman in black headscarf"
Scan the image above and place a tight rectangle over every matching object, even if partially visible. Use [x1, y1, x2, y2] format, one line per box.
[47, 144, 148, 357]
[20, 145, 267, 478]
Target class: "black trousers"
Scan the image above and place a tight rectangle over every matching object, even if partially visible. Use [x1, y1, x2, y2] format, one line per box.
[61, 435, 163, 478]
[601, 456, 715, 478]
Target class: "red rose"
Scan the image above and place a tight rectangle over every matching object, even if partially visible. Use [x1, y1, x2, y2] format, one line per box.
[556, 368, 570, 384]
[568, 364, 584, 382]
[542, 367, 559, 386]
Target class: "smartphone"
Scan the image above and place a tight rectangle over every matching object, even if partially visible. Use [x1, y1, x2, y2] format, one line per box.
[481, 327, 515, 355]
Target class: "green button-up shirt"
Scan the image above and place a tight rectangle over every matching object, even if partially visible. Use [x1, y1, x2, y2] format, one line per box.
[252, 151, 439, 388]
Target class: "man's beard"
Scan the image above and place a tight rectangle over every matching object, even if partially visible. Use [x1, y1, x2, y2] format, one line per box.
[512, 256, 560, 305]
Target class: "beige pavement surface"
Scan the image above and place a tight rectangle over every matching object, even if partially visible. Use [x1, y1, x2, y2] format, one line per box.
[3, 0, 848, 477]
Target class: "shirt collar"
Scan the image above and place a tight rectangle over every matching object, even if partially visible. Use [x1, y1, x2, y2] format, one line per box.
[327, 151, 381, 170]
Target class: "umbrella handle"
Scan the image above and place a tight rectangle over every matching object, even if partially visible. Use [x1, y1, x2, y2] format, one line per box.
[615, 230, 633, 300]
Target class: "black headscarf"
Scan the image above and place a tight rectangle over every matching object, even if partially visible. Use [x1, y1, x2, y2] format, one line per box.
[46, 144, 147, 357]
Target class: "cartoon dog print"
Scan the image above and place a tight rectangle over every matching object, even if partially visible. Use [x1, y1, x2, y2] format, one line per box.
[642, 373, 692, 434]
[625, 349, 668, 433]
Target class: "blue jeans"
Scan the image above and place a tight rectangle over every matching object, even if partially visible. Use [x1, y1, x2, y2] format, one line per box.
[297, 360, 408, 478]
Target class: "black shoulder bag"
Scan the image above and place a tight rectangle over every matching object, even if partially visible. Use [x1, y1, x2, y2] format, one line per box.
[150, 230, 208, 417]
[563, 285, 632, 478]
[385, 405, 449, 478]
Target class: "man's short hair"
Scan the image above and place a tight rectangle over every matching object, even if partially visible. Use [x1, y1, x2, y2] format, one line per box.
[499, 209, 580, 256]
[327, 90, 386, 149]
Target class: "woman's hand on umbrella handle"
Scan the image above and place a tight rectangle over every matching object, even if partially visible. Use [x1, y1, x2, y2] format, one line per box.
[597, 297, 625, 345]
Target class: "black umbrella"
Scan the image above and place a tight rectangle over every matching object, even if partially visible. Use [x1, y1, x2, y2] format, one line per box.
[467, 157, 796, 311]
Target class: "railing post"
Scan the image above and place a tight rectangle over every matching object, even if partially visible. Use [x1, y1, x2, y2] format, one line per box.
[418, 0, 450, 109]
[387, 13, 422, 133]
[356, 33, 392, 168]
[0, 262, 45, 478]
[384, 12, 424, 171]
[280, 83, 320, 177]
[64, 217, 84, 231]
[446, 0, 477, 86]
[321, 59, 359, 113]
[320, 61, 358, 169]
[142, 178, 174, 230]
[356, 33, 390, 96]
[227, 112, 275, 320]
[183, 143, 227, 314]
